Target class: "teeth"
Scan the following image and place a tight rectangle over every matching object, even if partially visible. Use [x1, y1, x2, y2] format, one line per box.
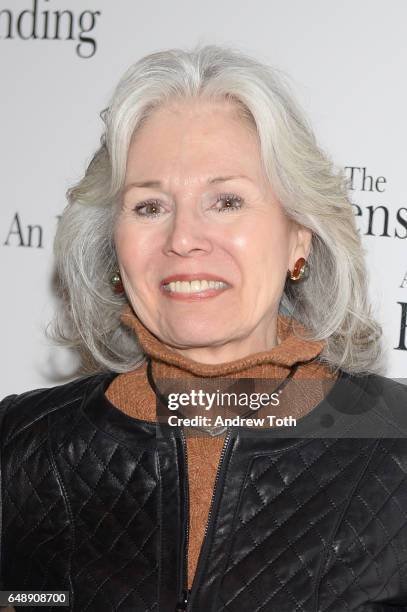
[164, 279, 228, 293]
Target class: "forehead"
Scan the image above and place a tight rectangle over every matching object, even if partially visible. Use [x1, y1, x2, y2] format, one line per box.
[125, 97, 263, 181]
[134, 96, 255, 136]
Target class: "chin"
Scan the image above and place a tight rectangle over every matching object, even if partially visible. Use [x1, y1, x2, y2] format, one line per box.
[166, 321, 230, 349]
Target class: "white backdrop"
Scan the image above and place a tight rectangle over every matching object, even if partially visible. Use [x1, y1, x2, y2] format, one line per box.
[1, 0, 406, 397]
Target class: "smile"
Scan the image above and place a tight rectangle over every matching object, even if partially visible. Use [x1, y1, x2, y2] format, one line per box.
[160, 278, 230, 300]
[163, 279, 228, 293]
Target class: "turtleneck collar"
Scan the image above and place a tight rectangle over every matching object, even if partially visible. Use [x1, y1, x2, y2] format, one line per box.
[120, 305, 325, 378]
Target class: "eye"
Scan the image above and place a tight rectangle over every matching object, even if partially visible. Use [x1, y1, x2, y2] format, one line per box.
[133, 199, 164, 218]
[212, 193, 243, 213]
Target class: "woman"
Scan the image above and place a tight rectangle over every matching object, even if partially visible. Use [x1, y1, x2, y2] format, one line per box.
[1, 45, 407, 612]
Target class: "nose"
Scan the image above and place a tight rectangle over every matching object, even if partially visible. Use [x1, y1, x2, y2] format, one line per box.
[163, 206, 212, 257]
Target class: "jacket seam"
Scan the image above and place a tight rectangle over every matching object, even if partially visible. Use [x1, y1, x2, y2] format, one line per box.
[5, 397, 83, 446]
[216, 454, 260, 609]
[313, 438, 380, 611]
[47, 412, 75, 611]
[80, 408, 157, 458]
[156, 448, 162, 612]
[364, 439, 406, 590]
[370, 405, 407, 436]
[4, 374, 109, 445]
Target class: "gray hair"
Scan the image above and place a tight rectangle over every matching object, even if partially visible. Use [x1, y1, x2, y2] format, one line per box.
[53, 44, 384, 375]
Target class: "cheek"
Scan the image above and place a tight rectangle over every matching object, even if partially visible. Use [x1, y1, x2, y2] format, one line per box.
[114, 223, 152, 272]
[230, 221, 290, 279]
[114, 223, 149, 264]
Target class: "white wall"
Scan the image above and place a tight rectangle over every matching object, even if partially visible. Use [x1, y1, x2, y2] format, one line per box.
[1, 0, 406, 396]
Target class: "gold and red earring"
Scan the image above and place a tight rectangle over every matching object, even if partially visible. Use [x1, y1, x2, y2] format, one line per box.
[288, 257, 309, 281]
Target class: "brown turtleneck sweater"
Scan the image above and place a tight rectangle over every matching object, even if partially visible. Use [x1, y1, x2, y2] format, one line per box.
[106, 307, 338, 588]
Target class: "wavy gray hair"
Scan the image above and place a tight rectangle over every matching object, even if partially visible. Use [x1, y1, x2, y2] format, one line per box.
[54, 44, 384, 375]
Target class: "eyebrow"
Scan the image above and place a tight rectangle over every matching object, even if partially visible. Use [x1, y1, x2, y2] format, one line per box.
[123, 175, 250, 194]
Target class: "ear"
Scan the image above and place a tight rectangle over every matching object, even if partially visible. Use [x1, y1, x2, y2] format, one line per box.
[289, 224, 313, 270]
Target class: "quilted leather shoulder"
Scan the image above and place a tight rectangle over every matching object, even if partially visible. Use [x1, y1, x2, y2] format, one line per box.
[0, 372, 114, 443]
[364, 371, 407, 400]
[354, 372, 407, 431]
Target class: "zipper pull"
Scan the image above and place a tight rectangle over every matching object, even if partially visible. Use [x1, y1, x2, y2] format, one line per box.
[175, 588, 190, 611]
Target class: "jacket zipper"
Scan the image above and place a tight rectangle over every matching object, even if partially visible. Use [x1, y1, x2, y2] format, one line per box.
[201, 428, 233, 543]
[177, 427, 190, 610]
[187, 428, 234, 609]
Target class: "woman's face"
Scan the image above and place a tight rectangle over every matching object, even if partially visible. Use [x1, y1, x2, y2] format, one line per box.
[114, 98, 311, 363]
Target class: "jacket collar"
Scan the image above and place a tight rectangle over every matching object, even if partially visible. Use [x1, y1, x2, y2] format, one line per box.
[80, 368, 377, 446]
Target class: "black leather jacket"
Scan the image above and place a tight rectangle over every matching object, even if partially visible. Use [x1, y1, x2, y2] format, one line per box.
[1, 369, 407, 611]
